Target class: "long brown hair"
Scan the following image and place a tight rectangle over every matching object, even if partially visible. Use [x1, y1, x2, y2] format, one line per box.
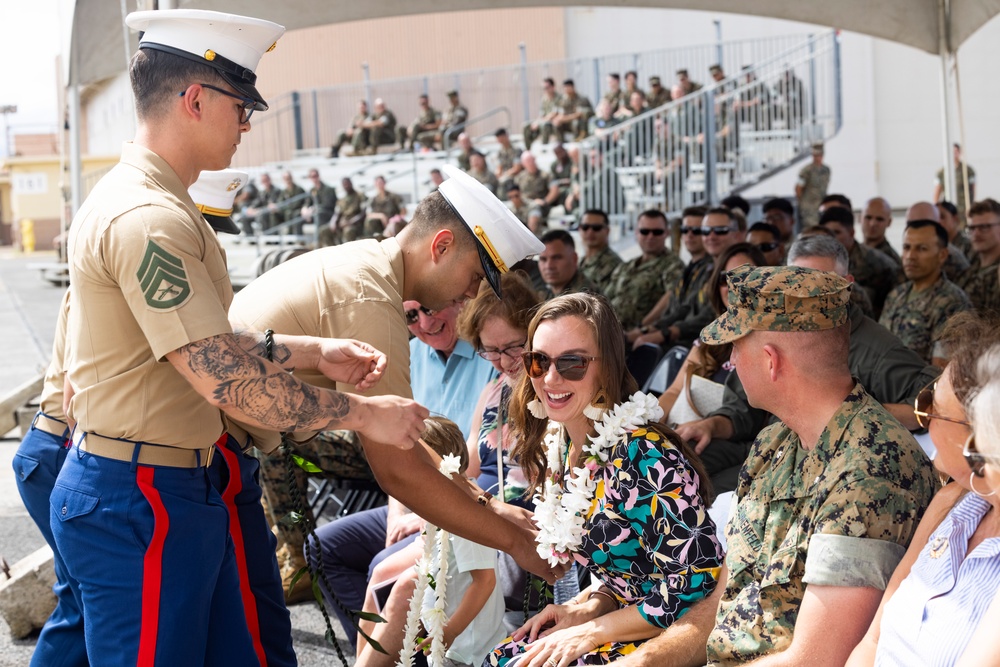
[510, 293, 711, 505]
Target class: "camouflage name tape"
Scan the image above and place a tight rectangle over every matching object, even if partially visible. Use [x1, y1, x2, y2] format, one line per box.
[701, 264, 851, 345]
[137, 239, 192, 310]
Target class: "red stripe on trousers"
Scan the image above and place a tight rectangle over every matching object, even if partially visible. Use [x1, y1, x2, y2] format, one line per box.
[136, 466, 168, 666]
[216, 437, 268, 667]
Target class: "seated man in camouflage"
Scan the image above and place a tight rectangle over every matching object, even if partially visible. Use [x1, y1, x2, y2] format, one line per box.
[397, 94, 441, 151]
[335, 177, 368, 243]
[619, 263, 935, 667]
[523, 77, 560, 150]
[439, 90, 469, 147]
[354, 98, 397, 155]
[466, 151, 499, 195]
[366, 175, 406, 239]
[514, 151, 560, 235]
[880, 219, 971, 367]
[331, 99, 368, 158]
[551, 78, 593, 142]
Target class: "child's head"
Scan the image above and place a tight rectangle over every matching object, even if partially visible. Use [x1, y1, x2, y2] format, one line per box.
[421, 417, 469, 475]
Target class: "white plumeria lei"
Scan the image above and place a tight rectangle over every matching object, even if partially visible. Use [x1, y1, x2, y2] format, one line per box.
[398, 455, 462, 667]
[532, 391, 664, 567]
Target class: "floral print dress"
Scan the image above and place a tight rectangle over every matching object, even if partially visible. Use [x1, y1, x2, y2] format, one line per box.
[486, 426, 723, 666]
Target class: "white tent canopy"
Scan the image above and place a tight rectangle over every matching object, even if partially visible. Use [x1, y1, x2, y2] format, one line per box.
[63, 0, 1000, 87]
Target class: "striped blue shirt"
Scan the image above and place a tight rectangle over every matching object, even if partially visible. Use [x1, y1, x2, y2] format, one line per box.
[875, 492, 1000, 666]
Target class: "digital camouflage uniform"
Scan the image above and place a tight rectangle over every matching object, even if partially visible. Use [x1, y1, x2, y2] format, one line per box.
[441, 102, 469, 146]
[496, 145, 523, 175]
[247, 185, 282, 231]
[515, 169, 552, 223]
[336, 190, 368, 243]
[579, 246, 623, 293]
[647, 85, 672, 109]
[553, 93, 594, 142]
[699, 265, 936, 664]
[955, 255, 1000, 314]
[936, 164, 976, 220]
[879, 277, 971, 364]
[332, 111, 367, 157]
[943, 243, 971, 282]
[366, 190, 404, 238]
[353, 109, 397, 155]
[539, 268, 601, 301]
[872, 238, 902, 267]
[467, 167, 499, 195]
[276, 181, 305, 233]
[706, 384, 935, 664]
[848, 241, 900, 319]
[507, 199, 531, 227]
[796, 163, 830, 229]
[951, 231, 974, 261]
[652, 254, 715, 347]
[605, 251, 685, 330]
[523, 94, 560, 149]
[399, 106, 441, 149]
[601, 89, 625, 114]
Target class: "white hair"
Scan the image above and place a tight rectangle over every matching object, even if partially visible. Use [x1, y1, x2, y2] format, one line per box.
[970, 344, 1000, 461]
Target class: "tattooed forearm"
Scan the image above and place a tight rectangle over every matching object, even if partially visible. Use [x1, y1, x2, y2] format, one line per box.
[182, 334, 267, 379]
[213, 370, 353, 431]
[231, 327, 293, 368]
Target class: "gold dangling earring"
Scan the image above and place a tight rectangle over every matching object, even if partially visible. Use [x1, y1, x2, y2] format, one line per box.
[970, 471, 997, 498]
[583, 390, 609, 421]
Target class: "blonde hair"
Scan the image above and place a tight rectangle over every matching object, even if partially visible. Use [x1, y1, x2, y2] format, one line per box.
[421, 417, 469, 474]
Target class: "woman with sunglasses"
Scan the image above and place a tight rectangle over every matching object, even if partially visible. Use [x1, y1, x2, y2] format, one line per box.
[847, 312, 1000, 666]
[956, 345, 1000, 667]
[487, 292, 722, 667]
[658, 243, 765, 421]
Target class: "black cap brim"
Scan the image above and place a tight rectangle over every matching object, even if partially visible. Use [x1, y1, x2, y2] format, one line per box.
[139, 41, 269, 110]
[205, 213, 241, 235]
[438, 190, 503, 299]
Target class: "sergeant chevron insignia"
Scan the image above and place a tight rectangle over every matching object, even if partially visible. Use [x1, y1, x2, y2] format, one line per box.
[137, 239, 192, 309]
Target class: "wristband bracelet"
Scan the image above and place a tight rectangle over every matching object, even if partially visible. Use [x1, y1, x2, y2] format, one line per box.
[587, 590, 619, 609]
[476, 491, 493, 506]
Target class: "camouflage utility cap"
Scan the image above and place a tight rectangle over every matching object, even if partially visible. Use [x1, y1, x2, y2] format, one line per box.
[701, 265, 852, 344]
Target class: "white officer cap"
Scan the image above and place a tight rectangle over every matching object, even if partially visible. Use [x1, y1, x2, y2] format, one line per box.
[189, 169, 249, 235]
[126, 9, 285, 111]
[438, 165, 544, 299]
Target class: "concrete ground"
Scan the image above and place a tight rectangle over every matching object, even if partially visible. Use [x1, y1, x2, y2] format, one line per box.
[0, 247, 355, 666]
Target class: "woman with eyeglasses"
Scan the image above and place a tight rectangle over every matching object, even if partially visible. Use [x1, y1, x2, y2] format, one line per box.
[657, 242, 765, 422]
[847, 312, 1000, 667]
[486, 292, 722, 667]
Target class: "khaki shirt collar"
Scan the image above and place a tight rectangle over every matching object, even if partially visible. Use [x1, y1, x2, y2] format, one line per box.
[120, 142, 199, 215]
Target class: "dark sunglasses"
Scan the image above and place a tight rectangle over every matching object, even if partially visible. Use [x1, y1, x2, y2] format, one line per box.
[680, 226, 705, 235]
[404, 305, 437, 325]
[180, 83, 256, 123]
[638, 228, 666, 236]
[913, 380, 971, 430]
[754, 242, 780, 252]
[579, 224, 607, 232]
[478, 341, 527, 361]
[522, 351, 598, 381]
[701, 226, 734, 236]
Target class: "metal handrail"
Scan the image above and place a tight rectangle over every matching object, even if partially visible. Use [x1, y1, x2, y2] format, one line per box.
[442, 106, 513, 151]
[575, 30, 841, 228]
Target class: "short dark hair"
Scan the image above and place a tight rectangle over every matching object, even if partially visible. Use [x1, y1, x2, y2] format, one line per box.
[905, 219, 949, 248]
[721, 195, 750, 215]
[430, 168, 442, 176]
[543, 77, 555, 87]
[563, 79, 575, 87]
[937, 200, 958, 216]
[638, 209, 668, 225]
[819, 206, 855, 228]
[682, 205, 708, 218]
[821, 193, 853, 210]
[626, 70, 638, 79]
[506, 182, 521, 193]
[494, 128, 508, 137]
[762, 197, 794, 216]
[608, 73, 620, 81]
[747, 222, 780, 239]
[407, 191, 471, 250]
[129, 48, 225, 120]
[581, 209, 609, 226]
[969, 198, 1000, 218]
[541, 229, 575, 249]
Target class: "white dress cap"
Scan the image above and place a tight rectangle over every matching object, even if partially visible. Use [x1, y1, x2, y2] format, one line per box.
[126, 9, 285, 110]
[188, 168, 249, 235]
[437, 165, 544, 298]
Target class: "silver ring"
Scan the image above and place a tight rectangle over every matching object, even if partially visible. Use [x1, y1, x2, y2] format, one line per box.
[546, 660, 558, 667]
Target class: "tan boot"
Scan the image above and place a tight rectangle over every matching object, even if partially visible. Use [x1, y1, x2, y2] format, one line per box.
[276, 544, 313, 605]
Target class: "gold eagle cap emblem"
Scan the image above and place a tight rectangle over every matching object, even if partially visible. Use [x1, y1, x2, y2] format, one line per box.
[226, 178, 243, 192]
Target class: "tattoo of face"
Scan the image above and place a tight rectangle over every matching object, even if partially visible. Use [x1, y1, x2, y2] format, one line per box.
[184, 334, 267, 379]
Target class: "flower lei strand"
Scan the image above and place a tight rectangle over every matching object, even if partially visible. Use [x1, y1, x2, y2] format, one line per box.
[532, 391, 664, 567]
[398, 454, 462, 667]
